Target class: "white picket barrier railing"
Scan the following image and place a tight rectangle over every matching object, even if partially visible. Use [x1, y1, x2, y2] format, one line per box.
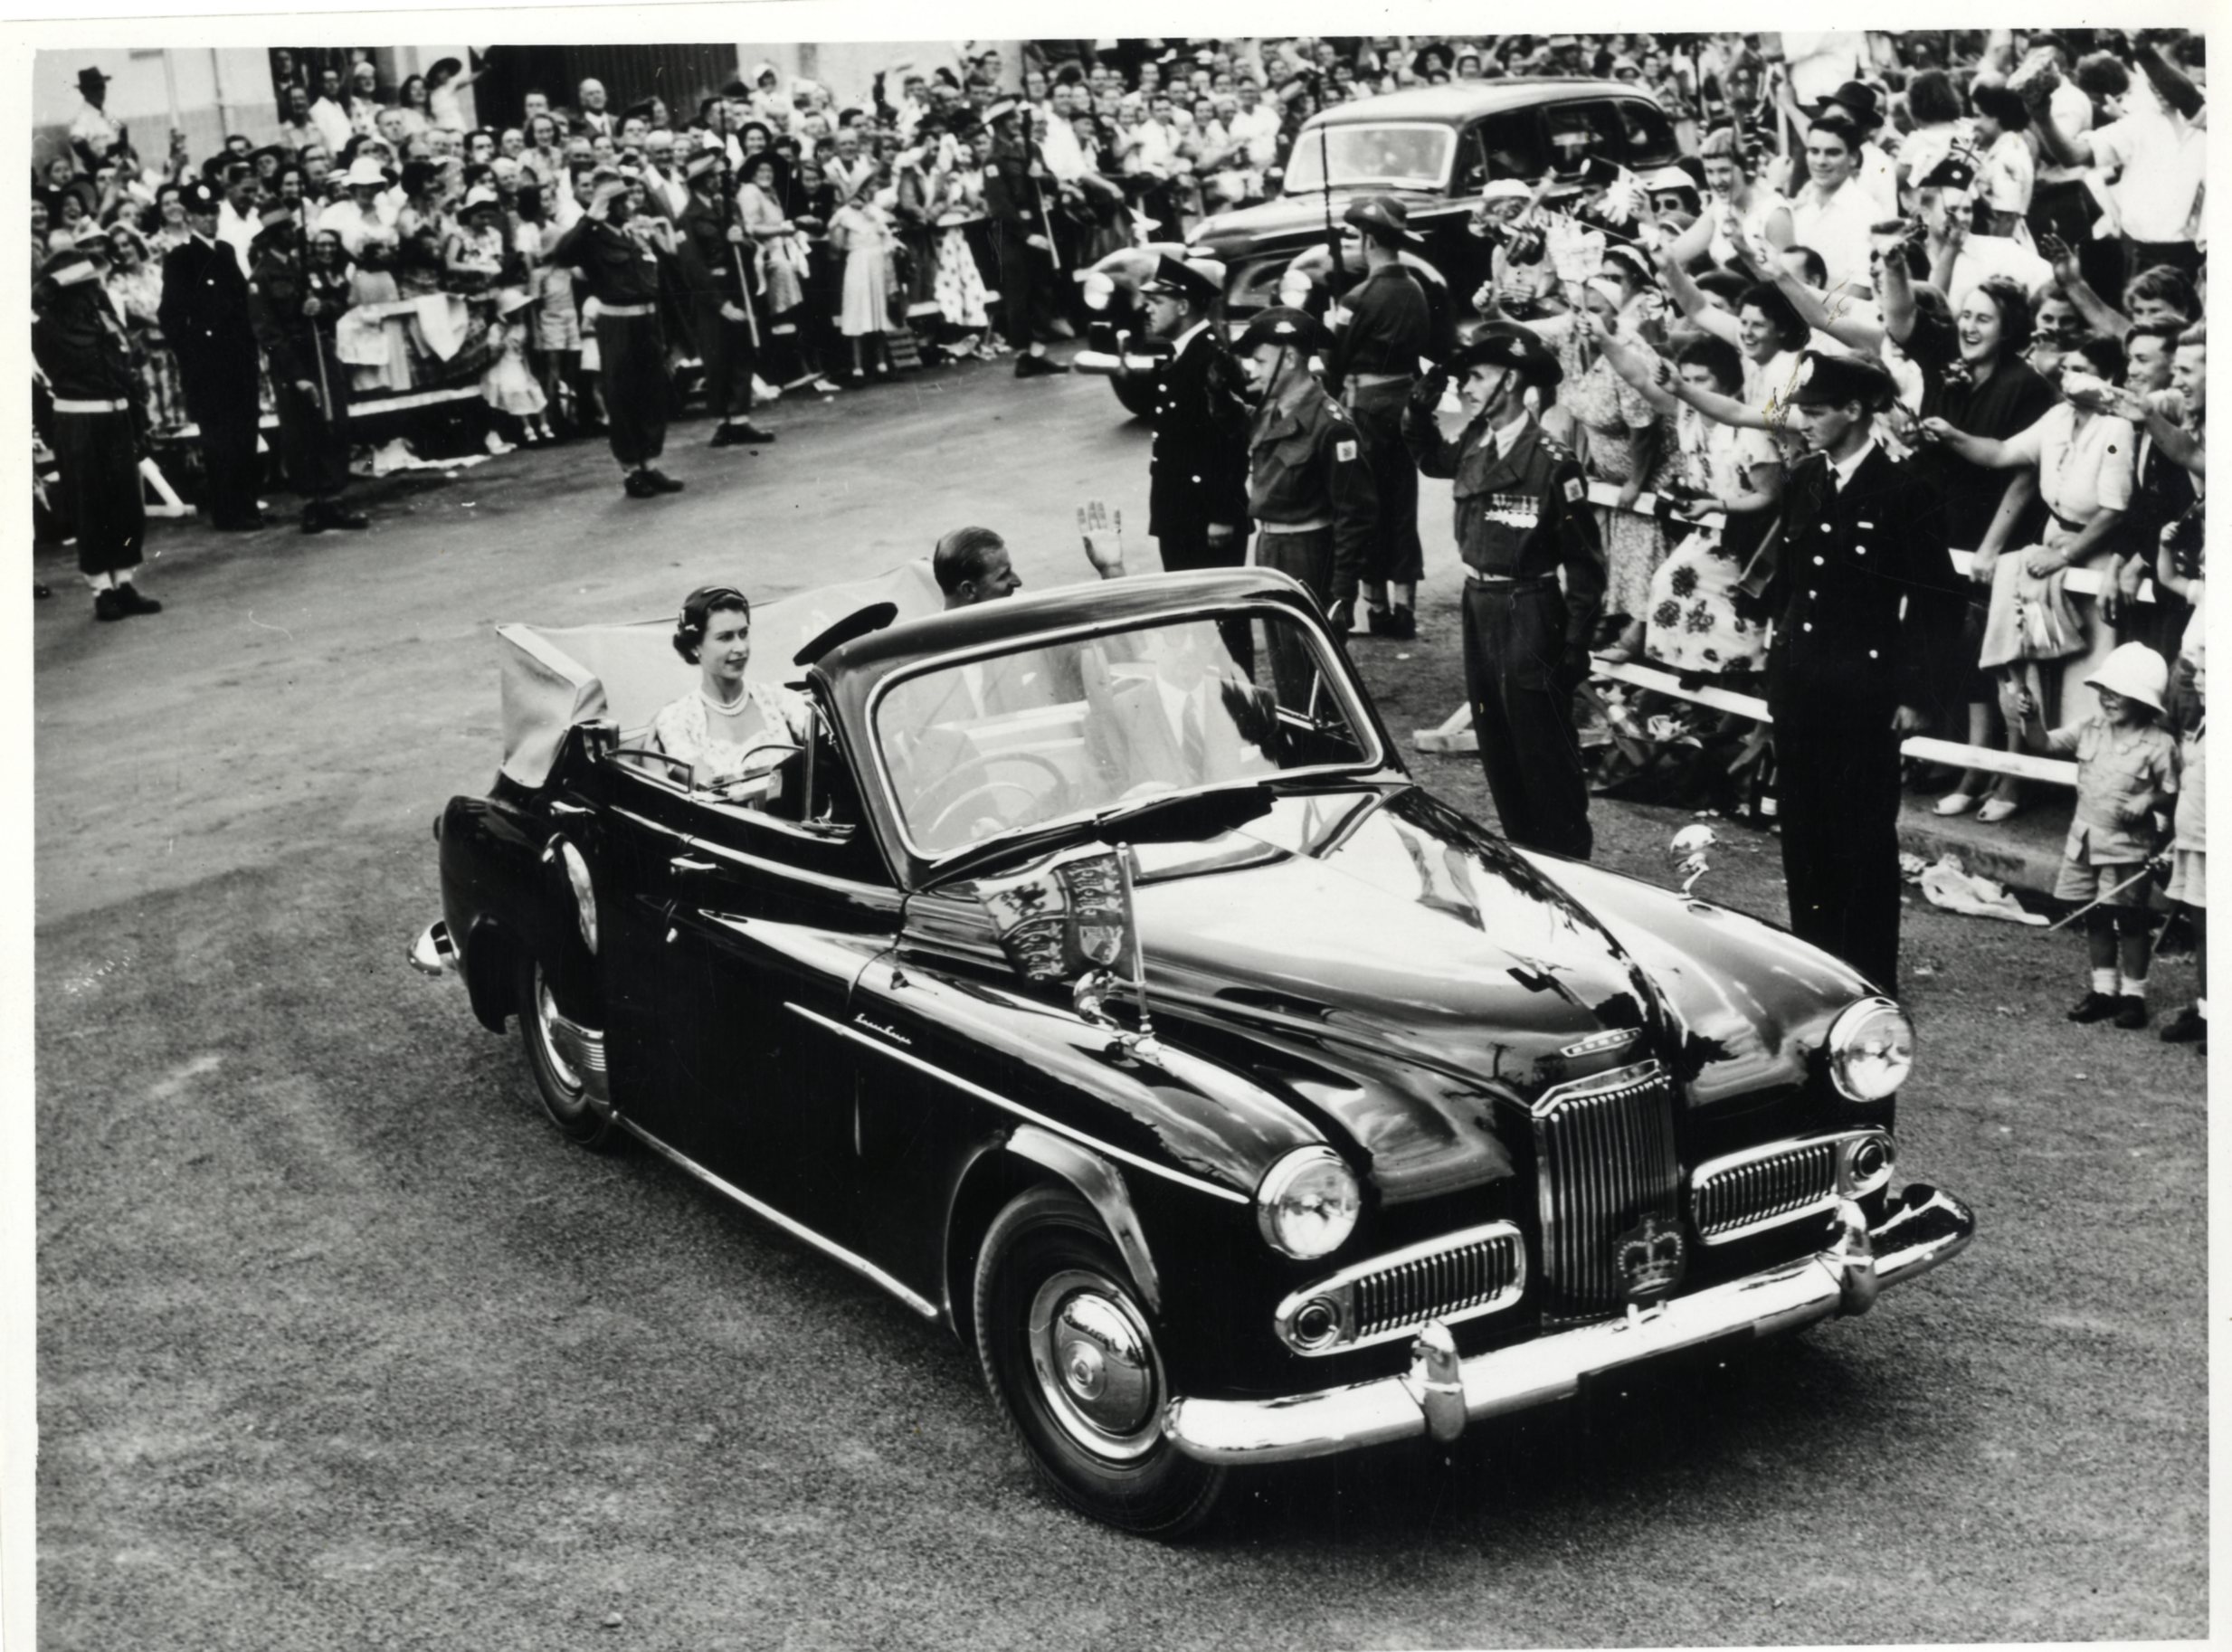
[1409, 479, 2150, 790]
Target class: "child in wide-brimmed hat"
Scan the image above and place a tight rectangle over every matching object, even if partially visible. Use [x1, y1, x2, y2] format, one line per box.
[2014, 642, 2180, 1030]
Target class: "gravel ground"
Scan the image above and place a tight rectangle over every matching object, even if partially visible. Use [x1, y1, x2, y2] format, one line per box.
[32, 359, 2207, 1648]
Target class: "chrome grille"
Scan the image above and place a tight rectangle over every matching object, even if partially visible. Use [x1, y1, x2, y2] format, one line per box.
[1352, 1230, 1523, 1339]
[1533, 1061, 1680, 1324]
[1274, 1221, 1524, 1356]
[1690, 1132, 1891, 1244]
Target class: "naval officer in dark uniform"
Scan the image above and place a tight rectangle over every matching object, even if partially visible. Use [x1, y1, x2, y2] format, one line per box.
[1770, 351, 1964, 989]
[554, 166, 684, 498]
[157, 178, 264, 530]
[1231, 305, 1377, 701]
[1403, 322, 1603, 859]
[1328, 195, 1435, 639]
[1135, 253, 1250, 575]
[32, 245, 160, 620]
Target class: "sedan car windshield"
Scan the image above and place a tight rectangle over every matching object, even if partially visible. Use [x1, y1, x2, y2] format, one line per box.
[1280, 124, 1454, 194]
[875, 610, 1376, 858]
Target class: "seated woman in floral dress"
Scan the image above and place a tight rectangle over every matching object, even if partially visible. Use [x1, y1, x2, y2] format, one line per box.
[651, 585, 812, 803]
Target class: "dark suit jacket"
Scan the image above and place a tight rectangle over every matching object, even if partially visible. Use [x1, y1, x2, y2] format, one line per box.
[157, 234, 261, 413]
[1146, 326, 1250, 541]
[1764, 445, 1966, 730]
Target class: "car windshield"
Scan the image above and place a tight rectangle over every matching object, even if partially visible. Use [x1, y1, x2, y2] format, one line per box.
[874, 608, 1377, 859]
[1281, 124, 1454, 194]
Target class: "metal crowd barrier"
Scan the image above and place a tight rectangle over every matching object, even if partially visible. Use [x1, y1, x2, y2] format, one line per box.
[1406, 480, 2160, 790]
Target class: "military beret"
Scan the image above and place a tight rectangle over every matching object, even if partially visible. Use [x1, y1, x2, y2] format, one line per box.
[1786, 349, 1895, 410]
[1235, 305, 1330, 356]
[1450, 321, 1562, 389]
[1138, 253, 1223, 305]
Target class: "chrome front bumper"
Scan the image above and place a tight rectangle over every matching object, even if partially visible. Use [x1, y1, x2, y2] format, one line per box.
[1163, 1182, 1974, 1467]
[410, 920, 460, 977]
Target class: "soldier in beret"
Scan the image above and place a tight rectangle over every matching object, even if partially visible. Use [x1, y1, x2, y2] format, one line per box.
[1768, 349, 1965, 990]
[157, 177, 265, 530]
[1135, 254, 1251, 578]
[1329, 195, 1436, 639]
[248, 205, 366, 533]
[32, 246, 159, 620]
[1403, 321, 1603, 859]
[676, 147, 775, 450]
[553, 166, 685, 498]
[1231, 305, 1377, 700]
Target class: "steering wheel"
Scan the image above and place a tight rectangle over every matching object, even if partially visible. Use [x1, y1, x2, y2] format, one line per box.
[917, 750, 1071, 844]
[703, 740, 803, 800]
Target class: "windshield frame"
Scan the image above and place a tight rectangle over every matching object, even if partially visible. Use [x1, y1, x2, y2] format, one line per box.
[1279, 120, 1458, 195]
[862, 599, 1389, 874]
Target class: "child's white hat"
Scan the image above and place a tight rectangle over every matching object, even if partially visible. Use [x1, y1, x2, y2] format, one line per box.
[2085, 642, 2170, 715]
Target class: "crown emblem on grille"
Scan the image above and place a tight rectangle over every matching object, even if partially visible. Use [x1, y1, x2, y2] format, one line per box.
[1614, 1213, 1686, 1305]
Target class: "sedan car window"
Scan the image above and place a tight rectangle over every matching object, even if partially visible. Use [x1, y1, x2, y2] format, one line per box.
[1281, 124, 1455, 195]
[1470, 110, 1548, 186]
[1614, 100, 1678, 167]
[1543, 101, 1629, 176]
[874, 612, 1375, 859]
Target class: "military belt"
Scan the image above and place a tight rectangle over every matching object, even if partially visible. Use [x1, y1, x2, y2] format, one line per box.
[596, 302, 657, 318]
[1258, 519, 1333, 534]
[51, 397, 129, 413]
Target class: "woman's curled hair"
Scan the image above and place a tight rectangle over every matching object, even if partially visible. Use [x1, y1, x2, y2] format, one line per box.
[673, 585, 751, 663]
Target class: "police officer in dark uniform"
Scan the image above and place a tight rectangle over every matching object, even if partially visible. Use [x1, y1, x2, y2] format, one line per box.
[1771, 351, 1965, 989]
[677, 148, 775, 449]
[157, 178, 264, 530]
[554, 166, 685, 498]
[1136, 254, 1250, 575]
[1328, 195, 1435, 639]
[983, 98, 1069, 378]
[32, 246, 159, 620]
[1403, 322, 1603, 859]
[248, 208, 366, 534]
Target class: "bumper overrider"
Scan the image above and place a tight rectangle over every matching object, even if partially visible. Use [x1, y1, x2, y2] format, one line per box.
[1163, 1183, 1973, 1467]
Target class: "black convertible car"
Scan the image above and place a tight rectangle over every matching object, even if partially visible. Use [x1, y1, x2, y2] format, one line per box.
[413, 565, 1973, 1534]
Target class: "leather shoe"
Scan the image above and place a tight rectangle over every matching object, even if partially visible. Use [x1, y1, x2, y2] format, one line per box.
[642, 468, 685, 494]
[624, 470, 658, 498]
[1384, 604, 1417, 641]
[1014, 352, 1069, 378]
[2112, 994, 2151, 1030]
[2066, 992, 2120, 1023]
[325, 506, 368, 530]
[92, 588, 126, 622]
[2161, 1006, 2207, 1043]
[710, 423, 776, 447]
[113, 583, 163, 615]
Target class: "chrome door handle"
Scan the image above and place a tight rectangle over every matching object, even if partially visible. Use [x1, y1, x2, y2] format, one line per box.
[551, 800, 591, 818]
[670, 855, 718, 876]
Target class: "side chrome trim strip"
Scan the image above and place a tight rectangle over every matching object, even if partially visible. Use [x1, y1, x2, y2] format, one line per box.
[784, 1002, 1249, 1205]
[617, 1119, 942, 1322]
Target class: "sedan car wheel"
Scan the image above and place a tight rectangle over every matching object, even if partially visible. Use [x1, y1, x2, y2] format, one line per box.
[974, 1187, 1225, 1536]
[518, 960, 619, 1152]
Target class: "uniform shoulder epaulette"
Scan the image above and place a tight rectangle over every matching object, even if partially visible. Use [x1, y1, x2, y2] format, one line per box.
[1540, 435, 1574, 462]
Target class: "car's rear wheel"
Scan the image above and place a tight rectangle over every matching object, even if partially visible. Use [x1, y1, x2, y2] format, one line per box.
[974, 1186, 1224, 1536]
[517, 958, 620, 1152]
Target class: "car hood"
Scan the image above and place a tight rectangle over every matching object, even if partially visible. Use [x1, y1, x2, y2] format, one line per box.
[1192, 187, 1448, 254]
[1135, 789, 1663, 1201]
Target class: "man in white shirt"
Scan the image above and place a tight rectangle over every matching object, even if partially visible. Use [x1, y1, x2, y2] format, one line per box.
[2029, 49, 2205, 282]
[309, 67, 355, 157]
[1229, 79, 1279, 166]
[214, 162, 261, 277]
[68, 66, 122, 173]
[1787, 112, 1878, 297]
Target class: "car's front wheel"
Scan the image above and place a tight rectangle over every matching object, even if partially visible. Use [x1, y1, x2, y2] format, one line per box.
[517, 958, 620, 1152]
[974, 1186, 1224, 1536]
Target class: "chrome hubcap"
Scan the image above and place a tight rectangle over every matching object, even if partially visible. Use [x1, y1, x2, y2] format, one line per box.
[535, 976, 584, 1098]
[1028, 1268, 1162, 1460]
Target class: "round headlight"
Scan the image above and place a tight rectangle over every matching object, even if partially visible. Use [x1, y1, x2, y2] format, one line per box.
[1256, 1147, 1361, 1260]
[1828, 997, 1914, 1102]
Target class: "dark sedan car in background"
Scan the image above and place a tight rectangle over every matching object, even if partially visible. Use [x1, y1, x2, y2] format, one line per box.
[413, 565, 1973, 1535]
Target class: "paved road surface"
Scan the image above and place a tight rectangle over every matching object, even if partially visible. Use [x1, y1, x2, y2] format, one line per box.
[33, 359, 2205, 1648]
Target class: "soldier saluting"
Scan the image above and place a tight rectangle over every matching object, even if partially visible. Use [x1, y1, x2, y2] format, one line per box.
[32, 245, 161, 620]
[1771, 350, 1965, 990]
[1229, 304, 1377, 700]
[1402, 321, 1603, 860]
[248, 208, 366, 534]
[555, 166, 686, 499]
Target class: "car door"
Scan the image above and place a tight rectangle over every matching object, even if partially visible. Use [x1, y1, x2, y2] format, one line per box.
[652, 707, 905, 1230]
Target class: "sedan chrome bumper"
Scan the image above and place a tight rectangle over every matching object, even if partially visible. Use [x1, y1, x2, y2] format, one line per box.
[1163, 1182, 1974, 1467]
[409, 920, 461, 977]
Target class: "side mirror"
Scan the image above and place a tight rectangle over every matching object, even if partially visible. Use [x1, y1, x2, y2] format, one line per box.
[1668, 823, 1716, 901]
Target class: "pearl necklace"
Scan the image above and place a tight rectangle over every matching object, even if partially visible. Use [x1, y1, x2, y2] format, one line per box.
[700, 685, 751, 717]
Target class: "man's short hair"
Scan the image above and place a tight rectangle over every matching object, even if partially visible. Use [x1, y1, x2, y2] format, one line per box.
[1780, 244, 1829, 290]
[2125, 263, 2199, 319]
[933, 526, 1007, 594]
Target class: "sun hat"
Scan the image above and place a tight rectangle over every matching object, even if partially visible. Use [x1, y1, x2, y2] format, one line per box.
[2085, 643, 2170, 716]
